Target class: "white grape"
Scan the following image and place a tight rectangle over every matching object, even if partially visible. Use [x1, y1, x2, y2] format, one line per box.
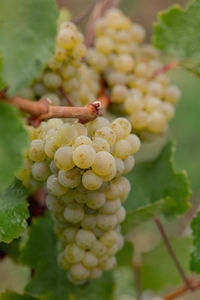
[54, 146, 75, 171]
[76, 229, 96, 250]
[82, 170, 103, 191]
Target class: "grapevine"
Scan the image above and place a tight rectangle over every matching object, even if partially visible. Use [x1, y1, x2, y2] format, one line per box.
[0, 0, 200, 300]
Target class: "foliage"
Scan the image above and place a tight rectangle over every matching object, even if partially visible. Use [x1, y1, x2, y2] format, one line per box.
[0, 180, 29, 243]
[0, 0, 58, 95]
[21, 215, 115, 300]
[0, 103, 28, 195]
[0, 0, 200, 298]
[141, 237, 192, 291]
[190, 212, 200, 273]
[153, 0, 200, 76]
[0, 292, 38, 300]
[122, 141, 191, 234]
[170, 70, 200, 192]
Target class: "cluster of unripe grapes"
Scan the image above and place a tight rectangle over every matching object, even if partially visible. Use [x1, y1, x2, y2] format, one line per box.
[18, 9, 181, 140]
[18, 21, 100, 106]
[87, 9, 181, 138]
[17, 5, 182, 287]
[18, 116, 140, 284]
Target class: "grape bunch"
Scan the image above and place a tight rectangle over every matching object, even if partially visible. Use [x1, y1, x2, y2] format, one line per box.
[86, 8, 181, 138]
[18, 117, 140, 284]
[18, 21, 100, 106]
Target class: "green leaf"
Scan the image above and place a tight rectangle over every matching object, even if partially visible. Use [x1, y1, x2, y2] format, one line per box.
[0, 180, 29, 243]
[71, 271, 114, 300]
[125, 141, 190, 219]
[0, 0, 58, 95]
[114, 267, 136, 299]
[170, 70, 200, 193]
[116, 241, 134, 267]
[190, 212, 200, 273]
[141, 237, 192, 291]
[21, 214, 115, 300]
[0, 292, 38, 300]
[0, 239, 20, 261]
[153, 0, 200, 76]
[0, 58, 6, 90]
[122, 199, 168, 235]
[0, 102, 28, 194]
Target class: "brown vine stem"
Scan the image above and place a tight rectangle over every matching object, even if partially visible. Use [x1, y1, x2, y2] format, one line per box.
[0, 86, 8, 99]
[2, 95, 110, 125]
[133, 261, 142, 300]
[85, 0, 120, 47]
[59, 87, 76, 107]
[152, 61, 179, 78]
[73, 0, 100, 24]
[154, 217, 192, 290]
[164, 278, 200, 300]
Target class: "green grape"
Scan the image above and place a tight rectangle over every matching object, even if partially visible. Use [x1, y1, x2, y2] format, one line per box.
[46, 174, 67, 196]
[92, 151, 116, 177]
[64, 243, 85, 264]
[32, 161, 50, 182]
[64, 204, 85, 224]
[82, 252, 98, 269]
[70, 263, 90, 281]
[82, 170, 103, 191]
[29, 139, 45, 162]
[54, 146, 75, 171]
[76, 229, 96, 250]
[95, 126, 116, 146]
[73, 145, 96, 169]
[58, 168, 81, 188]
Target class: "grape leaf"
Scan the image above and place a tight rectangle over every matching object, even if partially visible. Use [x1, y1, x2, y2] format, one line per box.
[122, 199, 168, 235]
[114, 267, 136, 299]
[190, 212, 200, 273]
[0, 292, 38, 300]
[140, 237, 192, 291]
[21, 214, 115, 300]
[0, 0, 58, 95]
[0, 180, 29, 243]
[125, 141, 190, 219]
[0, 239, 20, 261]
[0, 103, 28, 194]
[0, 58, 6, 90]
[170, 70, 200, 193]
[116, 241, 134, 267]
[153, 0, 200, 76]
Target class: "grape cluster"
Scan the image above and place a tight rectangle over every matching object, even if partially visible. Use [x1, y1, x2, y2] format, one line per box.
[17, 117, 140, 284]
[86, 8, 181, 138]
[18, 21, 100, 106]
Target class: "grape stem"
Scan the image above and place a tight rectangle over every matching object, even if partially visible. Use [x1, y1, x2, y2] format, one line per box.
[73, 0, 100, 24]
[59, 87, 76, 107]
[152, 61, 179, 78]
[133, 261, 142, 300]
[164, 278, 200, 300]
[0, 86, 9, 99]
[154, 217, 193, 290]
[2, 94, 111, 126]
[85, 0, 121, 47]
